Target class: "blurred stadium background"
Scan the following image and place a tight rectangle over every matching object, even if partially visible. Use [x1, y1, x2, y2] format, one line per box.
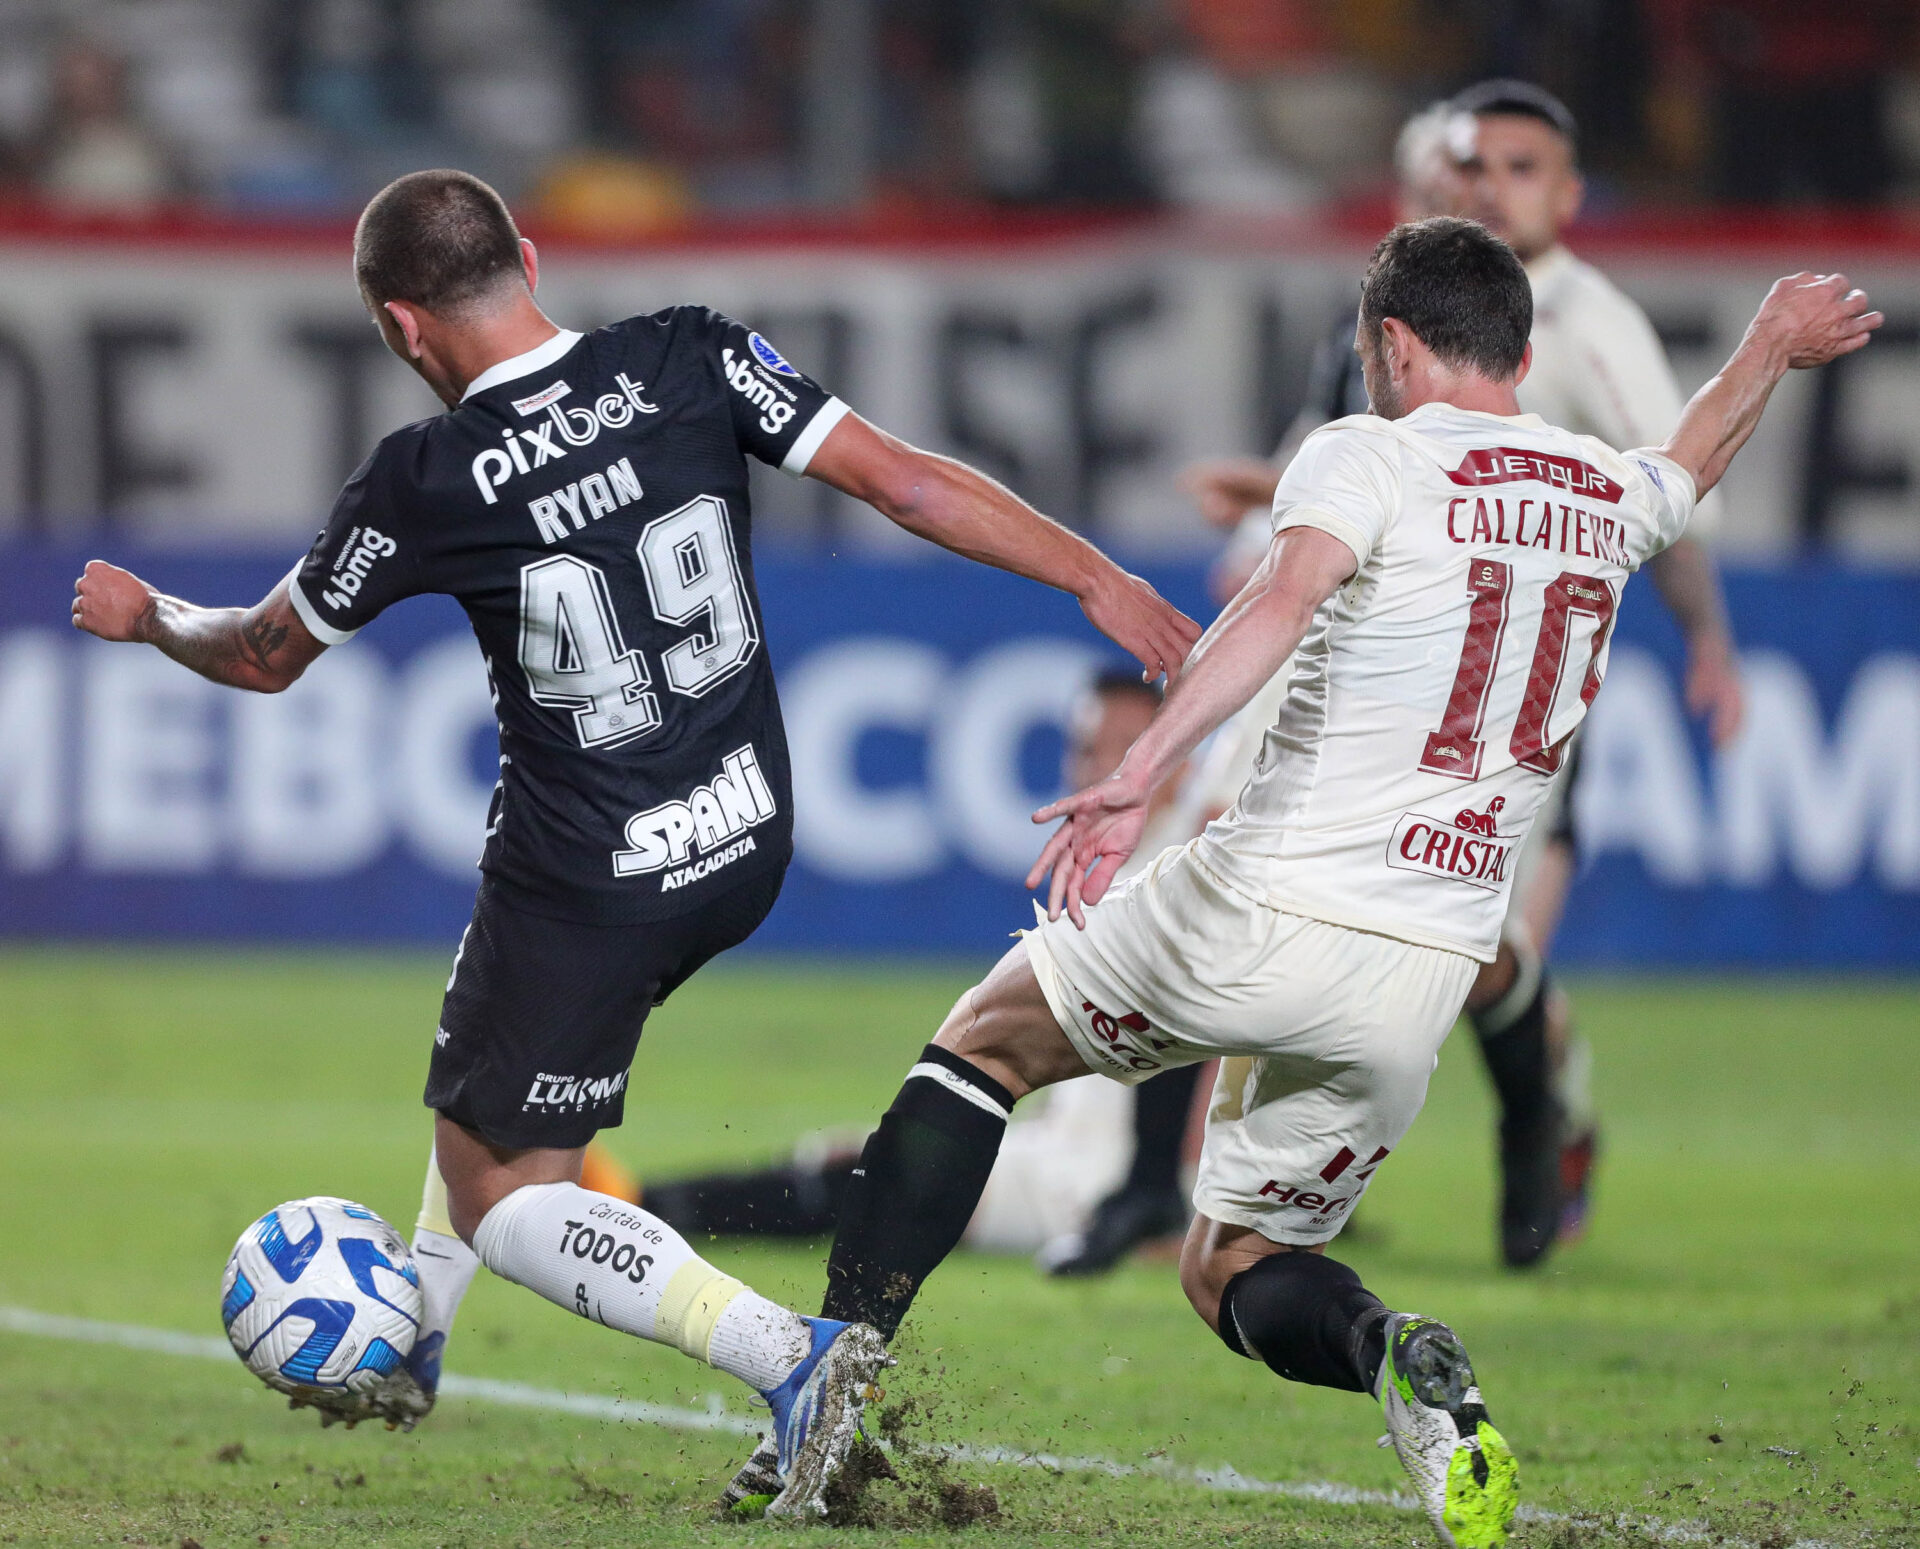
[1, 3, 1916, 1545]
[0, 0, 1915, 959]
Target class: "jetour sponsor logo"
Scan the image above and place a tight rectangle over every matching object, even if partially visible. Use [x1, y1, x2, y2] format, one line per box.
[471, 373, 659, 504]
[321, 526, 397, 610]
[1385, 795, 1517, 891]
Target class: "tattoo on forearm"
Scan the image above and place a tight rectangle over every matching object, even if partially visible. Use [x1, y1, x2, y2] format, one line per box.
[241, 614, 288, 671]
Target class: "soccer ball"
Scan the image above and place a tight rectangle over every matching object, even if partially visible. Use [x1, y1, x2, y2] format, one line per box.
[221, 1197, 421, 1400]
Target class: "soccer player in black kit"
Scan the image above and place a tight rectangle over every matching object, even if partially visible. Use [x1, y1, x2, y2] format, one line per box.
[71, 169, 1199, 1517]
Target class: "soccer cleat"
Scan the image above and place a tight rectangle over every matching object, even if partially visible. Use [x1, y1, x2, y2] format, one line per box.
[1042, 1184, 1188, 1277]
[289, 1334, 441, 1432]
[757, 1317, 893, 1520]
[717, 1434, 782, 1518]
[1556, 1124, 1599, 1243]
[1376, 1314, 1517, 1548]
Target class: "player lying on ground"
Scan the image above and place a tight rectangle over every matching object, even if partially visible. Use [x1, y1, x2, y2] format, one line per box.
[726, 224, 1877, 1539]
[70, 169, 1198, 1516]
[1183, 79, 1747, 1269]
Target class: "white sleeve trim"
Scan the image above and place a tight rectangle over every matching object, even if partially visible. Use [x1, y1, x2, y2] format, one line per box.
[1275, 505, 1373, 571]
[284, 567, 359, 645]
[780, 396, 852, 477]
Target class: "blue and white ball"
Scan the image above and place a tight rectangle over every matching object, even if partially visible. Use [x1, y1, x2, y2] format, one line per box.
[221, 1197, 421, 1399]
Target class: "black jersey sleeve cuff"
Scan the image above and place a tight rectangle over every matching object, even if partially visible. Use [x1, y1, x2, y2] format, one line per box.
[780, 397, 852, 478]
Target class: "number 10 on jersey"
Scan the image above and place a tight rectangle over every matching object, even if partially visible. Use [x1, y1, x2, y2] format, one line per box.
[1421, 559, 1617, 781]
[517, 494, 759, 749]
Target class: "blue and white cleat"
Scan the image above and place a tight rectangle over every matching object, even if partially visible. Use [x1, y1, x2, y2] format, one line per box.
[731, 1317, 891, 1520]
[292, 1333, 441, 1432]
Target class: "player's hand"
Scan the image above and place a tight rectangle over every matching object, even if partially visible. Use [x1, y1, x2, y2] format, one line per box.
[1078, 569, 1201, 684]
[72, 560, 156, 642]
[1752, 273, 1883, 370]
[1026, 770, 1152, 929]
[1685, 636, 1745, 748]
[1180, 458, 1282, 530]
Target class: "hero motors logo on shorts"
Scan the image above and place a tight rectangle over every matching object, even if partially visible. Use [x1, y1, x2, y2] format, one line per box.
[1258, 1145, 1390, 1227]
[1385, 795, 1516, 892]
[612, 744, 778, 889]
[524, 1069, 628, 1113]
[1079, 1000, 1174, 1074]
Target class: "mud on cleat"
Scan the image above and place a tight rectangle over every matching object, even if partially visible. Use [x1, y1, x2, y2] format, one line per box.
[286, 1334, 441, 1433]
[756, 1317, 893, 1521]
[717, 1433, 781, 1519]
[1376, 1313, 1518, 1548]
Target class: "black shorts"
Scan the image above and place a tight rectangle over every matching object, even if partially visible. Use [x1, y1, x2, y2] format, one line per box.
[424, 867, 784, 1149]
[1548, 738, 1583, 859]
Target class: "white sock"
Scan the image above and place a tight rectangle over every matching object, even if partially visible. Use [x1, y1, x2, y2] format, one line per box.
[472, 1181, 813, 1393]
[411, 1147, 481, 1379]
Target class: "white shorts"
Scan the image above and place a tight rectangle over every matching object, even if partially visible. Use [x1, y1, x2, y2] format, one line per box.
[1022, 842, 1477, 1246]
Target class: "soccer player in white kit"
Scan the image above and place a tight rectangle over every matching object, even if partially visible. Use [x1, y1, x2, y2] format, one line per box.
[757, 220, 1878, 1541]
[1185, 82, 1746, 1269]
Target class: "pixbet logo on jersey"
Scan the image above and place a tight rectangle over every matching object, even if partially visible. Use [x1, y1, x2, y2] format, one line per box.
[1385, 795, 1517, 891]
[612, 743, 778, 888]
[319, 526, 397, 611]
[471, 375, 659, 504]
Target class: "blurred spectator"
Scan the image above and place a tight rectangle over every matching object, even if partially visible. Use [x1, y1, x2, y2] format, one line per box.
[33, 34, 176, 215]
[1649, 0, 1917, 204]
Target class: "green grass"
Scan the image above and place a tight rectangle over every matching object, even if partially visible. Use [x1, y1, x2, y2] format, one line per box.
[2, 948, 1917, 1547]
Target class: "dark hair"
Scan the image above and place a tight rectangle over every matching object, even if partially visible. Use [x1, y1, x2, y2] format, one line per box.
[1090, 667, 1163, 706]
[354, 170, 527, 316]
[1359, 217, 1532, 379]
[1449, 78, 1578, 151]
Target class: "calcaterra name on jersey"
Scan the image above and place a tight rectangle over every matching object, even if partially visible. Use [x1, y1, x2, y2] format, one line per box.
[1442, 447, 1631, 566]
[319, 526, 398, 611]
[470, 373, 659, 504]
[720, 347, 799, 435]
[527, 456, 643, 544]
[611, 744, 778, 887]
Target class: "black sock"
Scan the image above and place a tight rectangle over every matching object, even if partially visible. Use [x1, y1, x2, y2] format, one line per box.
[1121, 1062, 1201, 1196]
[821, 1045, 1012, 1339]
[1215, 1252, 1388, 1393]
[1471, 953, 1555, 1138]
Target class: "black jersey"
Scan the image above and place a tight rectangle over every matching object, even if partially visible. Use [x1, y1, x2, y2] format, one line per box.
[288, 307, 847, 923]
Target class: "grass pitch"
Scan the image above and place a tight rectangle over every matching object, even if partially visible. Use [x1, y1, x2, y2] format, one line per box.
[1, 948, 1916, 1548]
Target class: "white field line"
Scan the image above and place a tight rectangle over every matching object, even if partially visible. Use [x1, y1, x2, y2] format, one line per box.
[1, 1305, 1829, 1547]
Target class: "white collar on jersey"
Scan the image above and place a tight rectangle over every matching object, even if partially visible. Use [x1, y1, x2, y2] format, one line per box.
[460, 328, 584, 402]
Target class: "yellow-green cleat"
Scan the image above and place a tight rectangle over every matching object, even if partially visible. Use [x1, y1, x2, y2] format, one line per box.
[1376, 1313, 1518, 1548]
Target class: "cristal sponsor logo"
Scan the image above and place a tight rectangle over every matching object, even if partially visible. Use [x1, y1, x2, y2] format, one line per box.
[321, 526, 397, 610]
[528, 455, 643, 545]
[721, 347, 798, 436]
[1078, 1000, 1172, 1073]
[613, 743, 778, 884]
[1257, 1145, 1390, 1223]
[1385, 794, 1515, 891]
[471, 373, 659, 504]
[748, 331, 800, 377]
[523, 1069, 628, 1111]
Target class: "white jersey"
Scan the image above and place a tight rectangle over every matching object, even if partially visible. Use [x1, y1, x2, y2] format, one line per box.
[1519, 245, 1720, 540]
[1191, 402, 1695, 961]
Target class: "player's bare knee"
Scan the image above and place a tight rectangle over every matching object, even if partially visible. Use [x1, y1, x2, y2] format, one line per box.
[1178, 1229, 1227, 1333]
[931, 945, 1084, 1101]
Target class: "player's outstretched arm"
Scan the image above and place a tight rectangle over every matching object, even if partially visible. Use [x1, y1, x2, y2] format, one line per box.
[804, 412, 1201, 682]
[71, 561, 325, 693]
[1026, 525, 1357, 927]
[1645, 536, 1744, 746]
[1663, 273, 1881, 498]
